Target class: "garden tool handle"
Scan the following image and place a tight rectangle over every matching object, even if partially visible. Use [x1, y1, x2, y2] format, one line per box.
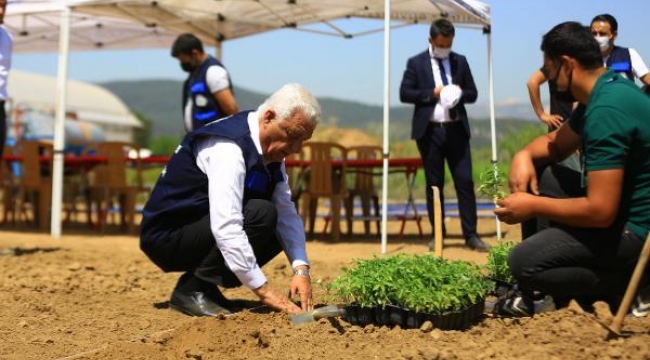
[312, 304, 347, 320]
[610, 233, 650, 333]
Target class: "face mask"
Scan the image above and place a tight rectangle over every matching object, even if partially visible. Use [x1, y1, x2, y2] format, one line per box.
[433, 47, 451, 59]
[551, 63, 575, 103]
[180, 62, 195, 73]
[594, 35, 611, 52]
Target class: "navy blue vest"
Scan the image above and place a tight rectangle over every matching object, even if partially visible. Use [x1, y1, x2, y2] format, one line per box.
[140, 112, 284, 243]
[182, 56, 234, 131]
[606, 46, 634, 81]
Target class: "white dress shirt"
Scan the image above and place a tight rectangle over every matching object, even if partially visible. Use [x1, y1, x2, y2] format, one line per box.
[0, 25, 13, 101]
[194, 111, 308, 289]
[429, 45, 454, 123]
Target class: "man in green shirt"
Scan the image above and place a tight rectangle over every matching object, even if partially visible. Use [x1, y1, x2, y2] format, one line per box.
[494, 22, 650, 317]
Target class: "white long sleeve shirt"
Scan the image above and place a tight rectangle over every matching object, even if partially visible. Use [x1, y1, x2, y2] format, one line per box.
[194, 111, 308, 289]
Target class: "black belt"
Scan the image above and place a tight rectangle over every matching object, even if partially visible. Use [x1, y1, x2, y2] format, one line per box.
[431, 120, 461, 128]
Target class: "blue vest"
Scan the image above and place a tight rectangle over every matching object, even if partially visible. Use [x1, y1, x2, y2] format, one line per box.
[606, 46, 634, 81]
[140, 112, 284, 243]
[183, 56, 234, 131]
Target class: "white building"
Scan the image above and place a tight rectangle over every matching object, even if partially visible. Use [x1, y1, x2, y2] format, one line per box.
[6, 70, 141, 146]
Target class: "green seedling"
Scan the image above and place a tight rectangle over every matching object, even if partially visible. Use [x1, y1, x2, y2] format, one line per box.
[477, 163, 508, 204]
[327, 254, 492, 314]
[485, 240, 516, 284]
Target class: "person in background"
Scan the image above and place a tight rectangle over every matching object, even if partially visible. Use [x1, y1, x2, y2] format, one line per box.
[171, 33, 239, 132]
[0, 0, 13, 162]
[522, 67, 580, 240]
[399, 18, 488, 252]
[494, 22, 650, 317]
[526, 68, 574, 131]
[140, 84, 319, 317]
[591, 14, 650, 86]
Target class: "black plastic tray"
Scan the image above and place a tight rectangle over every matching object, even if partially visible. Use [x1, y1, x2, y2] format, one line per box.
[344, 299, 485, 330]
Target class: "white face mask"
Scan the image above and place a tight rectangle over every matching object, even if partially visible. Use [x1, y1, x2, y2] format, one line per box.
[433, 47, 452, 59]
[595, 35, 611, 52]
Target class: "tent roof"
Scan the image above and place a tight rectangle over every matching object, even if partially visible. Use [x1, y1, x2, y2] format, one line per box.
[6, 0, 490, 53]
[8, 69, 142, 127]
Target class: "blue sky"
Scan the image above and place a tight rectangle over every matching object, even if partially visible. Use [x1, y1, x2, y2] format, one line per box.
[11, 0, 650, 109]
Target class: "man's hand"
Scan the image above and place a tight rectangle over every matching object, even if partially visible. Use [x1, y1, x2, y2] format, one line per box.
[433, 85, 444, 99]
[494, 192, 537, 224]
[252, 283, 302, 314]
[290, 270, 313, 312]
[539, 113, 563, 130]
[508, 151, 539, 195]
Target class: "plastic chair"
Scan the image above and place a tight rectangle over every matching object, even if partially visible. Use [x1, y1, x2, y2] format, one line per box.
[285, 150, 307, 212]
[16, 140, 54, 231]
[344, 145, 382, 236]
[83, 141, 146, 234]
[299, 142, 348, 241]
[1, 145, 26, 225]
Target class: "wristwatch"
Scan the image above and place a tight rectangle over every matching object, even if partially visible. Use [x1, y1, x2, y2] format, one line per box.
[294, 269, 311, 277]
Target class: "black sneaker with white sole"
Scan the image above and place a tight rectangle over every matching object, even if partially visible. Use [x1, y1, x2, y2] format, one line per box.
[493, 289, 556, 317]
[631, 285, 650, 317]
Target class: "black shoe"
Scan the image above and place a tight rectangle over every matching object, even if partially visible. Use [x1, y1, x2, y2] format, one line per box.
[203, 284, 263, 312]
[465, 235, 490, 252]
[169, 290, 232, 317]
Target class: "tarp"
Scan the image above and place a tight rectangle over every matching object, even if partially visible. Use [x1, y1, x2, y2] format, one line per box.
[6, 0, 493, 247]
[7, 0, 489, 52]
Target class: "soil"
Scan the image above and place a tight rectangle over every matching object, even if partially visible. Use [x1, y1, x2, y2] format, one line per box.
[1, 218, 650, 360]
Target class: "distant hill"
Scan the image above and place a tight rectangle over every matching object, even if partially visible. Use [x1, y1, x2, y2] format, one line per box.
[100, 79, 540, 147]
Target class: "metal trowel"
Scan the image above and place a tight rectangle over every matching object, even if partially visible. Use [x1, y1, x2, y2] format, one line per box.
[290, 304, 346, 325]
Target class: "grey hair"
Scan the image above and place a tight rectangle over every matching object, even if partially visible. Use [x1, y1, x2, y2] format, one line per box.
[257, 83, 321, 127]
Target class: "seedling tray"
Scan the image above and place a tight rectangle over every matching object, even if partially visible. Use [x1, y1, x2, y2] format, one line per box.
[344, 298, 485, 330]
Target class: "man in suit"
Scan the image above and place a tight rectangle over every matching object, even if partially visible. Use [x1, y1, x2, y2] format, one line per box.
[399, 18, 488, 252]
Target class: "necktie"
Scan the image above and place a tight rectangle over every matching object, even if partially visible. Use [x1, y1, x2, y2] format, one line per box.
[436, 58, 449, 86]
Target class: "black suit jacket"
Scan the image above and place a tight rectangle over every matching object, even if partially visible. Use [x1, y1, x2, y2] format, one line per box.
[399, 49, 478, 140]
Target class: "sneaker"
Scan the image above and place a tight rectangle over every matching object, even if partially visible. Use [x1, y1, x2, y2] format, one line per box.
[493, 290, 556, 317]
[631, 286, 650, 317]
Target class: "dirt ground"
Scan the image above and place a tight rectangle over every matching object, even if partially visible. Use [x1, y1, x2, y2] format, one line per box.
[1, 218, 650, 360]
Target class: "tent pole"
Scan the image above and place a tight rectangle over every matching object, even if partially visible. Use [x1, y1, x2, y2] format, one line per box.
[50, 4, 71, 239]
[380, 0, 391, 254]
[486, 27, 501, 240]
[215, 41, 222, 60]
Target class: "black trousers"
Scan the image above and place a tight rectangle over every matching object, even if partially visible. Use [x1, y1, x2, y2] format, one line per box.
[513, 163, 646, 303]
[510, 224, 644, 303]
[416, 122, 478, 239]
[142, 199, 282, 288]
[520, 163, 585, 239]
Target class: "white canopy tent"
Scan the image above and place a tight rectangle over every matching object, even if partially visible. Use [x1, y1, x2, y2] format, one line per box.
[6, 0, 494, 248]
